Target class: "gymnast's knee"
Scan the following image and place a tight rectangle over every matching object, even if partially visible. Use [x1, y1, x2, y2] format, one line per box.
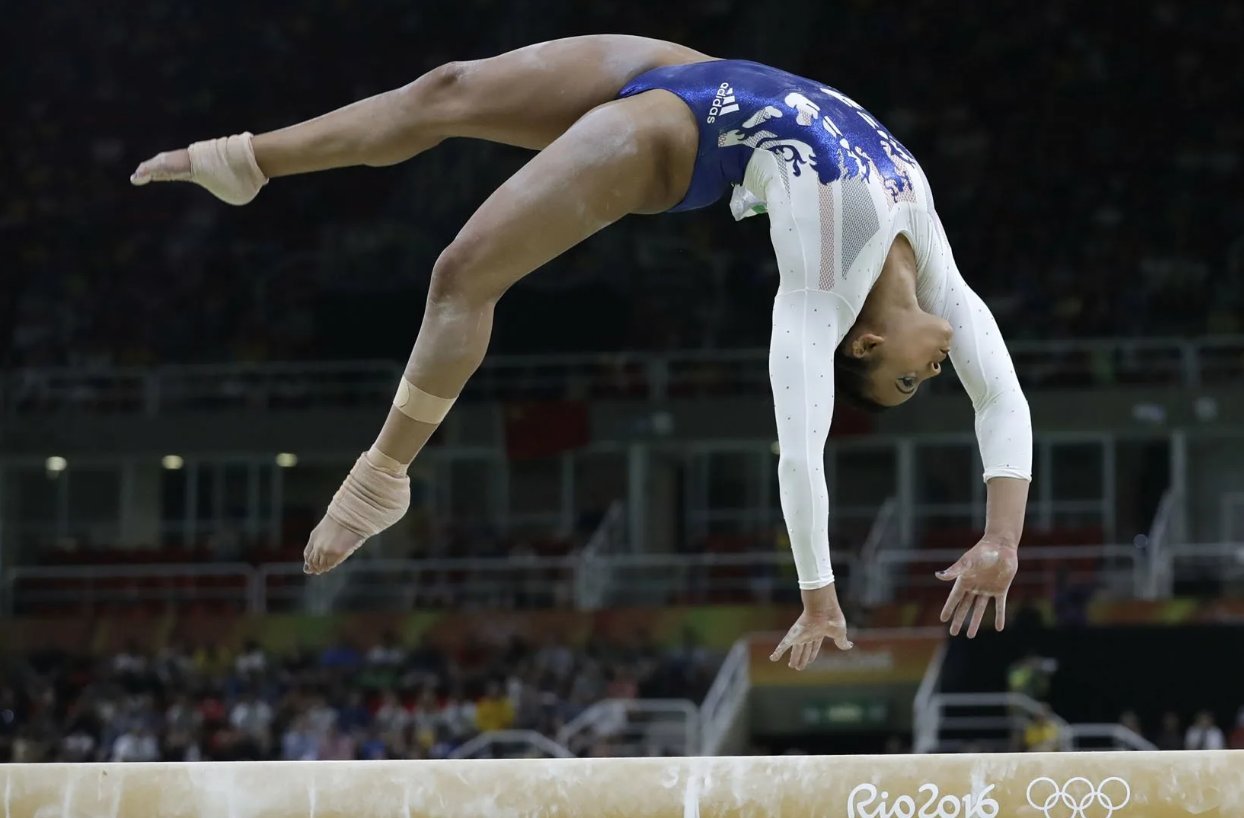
[394, 61, 468, 133]
[427, 240, 499, 310]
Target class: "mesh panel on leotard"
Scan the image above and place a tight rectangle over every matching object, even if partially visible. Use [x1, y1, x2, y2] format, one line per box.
[816, 178, 839, 291]
[838, 179, 880, 280]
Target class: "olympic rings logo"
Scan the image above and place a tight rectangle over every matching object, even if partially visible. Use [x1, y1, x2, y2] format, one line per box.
[1026, 777, 1131, 818]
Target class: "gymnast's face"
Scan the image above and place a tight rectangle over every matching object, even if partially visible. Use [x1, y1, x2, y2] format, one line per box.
[849, 313, 953, 407]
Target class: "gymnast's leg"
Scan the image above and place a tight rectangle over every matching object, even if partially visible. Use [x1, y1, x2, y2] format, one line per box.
[130, 35, 710, 199]
[301, 90, 698, 573]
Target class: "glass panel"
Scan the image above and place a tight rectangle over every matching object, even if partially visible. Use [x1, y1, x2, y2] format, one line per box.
[574, 451, 625, 535]
[66, 467, 121, 545]
[914, 443, 974, 505]
[1050, 442, 1104, 501]
[835, 446, 895, 508]
[706, 451, 752, 510]
[509, 456, 561, 515]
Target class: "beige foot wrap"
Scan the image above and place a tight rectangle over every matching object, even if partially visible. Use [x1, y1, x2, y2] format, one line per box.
[187, 133, 268, 205]
[324, 447, 410, 539]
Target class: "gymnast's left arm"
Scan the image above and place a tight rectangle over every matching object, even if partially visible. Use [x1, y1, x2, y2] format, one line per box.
[766, 288, 856, 670]
[934, 271, 1032, 638]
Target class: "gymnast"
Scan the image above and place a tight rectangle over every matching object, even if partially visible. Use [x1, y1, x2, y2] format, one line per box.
[132, 35, 1031, 670]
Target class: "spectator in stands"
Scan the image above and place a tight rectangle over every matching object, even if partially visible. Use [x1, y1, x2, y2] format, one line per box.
[1228, 707, 1244, 750]
[357, 725, 388, 760]
[336, 690, 371, 735]
[366, 631, 408, 667]
[475, 680, 516, 733]
[374, 689, 411, 734]
[441, 686, 477, 742]
[319, 640, 363, 672]
[234, 640, 268, 681]
[304, 693, 339, 739]
[281, 714, 318, 761]
[1118, 710, 1145, 744]
[163, 692, 203, 761]
[112, 723, 159, 762]
[1023, 704, 1062, 752]
[1007, 653, 1055, 703]
[317, 723, 356, 760]
[1155, 712, 1184, 751]
[154, 642, 195, 688]
[1185, 710, 1226, 750]
[228, 689, 274, 756]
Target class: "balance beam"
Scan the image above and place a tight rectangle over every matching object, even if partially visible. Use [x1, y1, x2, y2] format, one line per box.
[3, 752, 1240, 817]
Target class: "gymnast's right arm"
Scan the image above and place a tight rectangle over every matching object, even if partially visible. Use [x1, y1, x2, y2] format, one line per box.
[766, 288, 855, 670]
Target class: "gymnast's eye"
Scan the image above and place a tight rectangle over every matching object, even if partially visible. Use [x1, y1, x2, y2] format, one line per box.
[897, 375, 917, 393]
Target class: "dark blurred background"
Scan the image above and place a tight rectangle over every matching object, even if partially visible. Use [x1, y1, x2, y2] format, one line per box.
[3, 0, 1244, 768]
[7, 0, 1241, 366]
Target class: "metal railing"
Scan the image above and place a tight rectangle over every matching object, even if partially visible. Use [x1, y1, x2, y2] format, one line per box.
[857, 497, 899, 606]
[916, 692, 1156, 753]
[0, 541, 1215, 616]
[448, 730, 573, 759]
[871, 544, 1144, 603]
[911, 642, 948, 753]
[576, 500, 627, 610]
[14, 535, 1244, 616]
[4, 336, 1242, 415]
[699, 637, 750, 756]
[556, 699, 700, 757]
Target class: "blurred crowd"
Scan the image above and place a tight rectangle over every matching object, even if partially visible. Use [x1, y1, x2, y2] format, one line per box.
[6, 0, 1242, 368]
[0, 630, 718, 763]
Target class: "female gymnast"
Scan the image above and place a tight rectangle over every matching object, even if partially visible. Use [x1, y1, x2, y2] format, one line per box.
[131, 35, 1031, 670]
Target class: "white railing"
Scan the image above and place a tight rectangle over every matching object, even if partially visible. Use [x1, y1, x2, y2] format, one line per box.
[917, 692, 1155, 753]
[1142, 488, 1182, 599]
[4, 336, 1242, 415]
[575, 500, 627, 610]
[448, 730, 573, 759]
[556, 699, 699, 757]
[858, 497, 899, 606]
[911, 642, 948, 753]
[11, 539, 1244, 616]
[699, 637, 750, 755]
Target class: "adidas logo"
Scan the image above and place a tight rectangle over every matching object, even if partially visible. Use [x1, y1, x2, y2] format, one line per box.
[706, 82, 739, 123]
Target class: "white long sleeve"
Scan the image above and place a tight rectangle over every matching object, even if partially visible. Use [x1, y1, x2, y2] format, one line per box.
[769, 288, 851, 589]
[920, 244, 1033, 482]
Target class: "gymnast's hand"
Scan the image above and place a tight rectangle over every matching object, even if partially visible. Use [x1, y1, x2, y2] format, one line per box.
[770, 584, 854, 671]
[303, 450, 410, 575]
[936, 540, 1018, 638]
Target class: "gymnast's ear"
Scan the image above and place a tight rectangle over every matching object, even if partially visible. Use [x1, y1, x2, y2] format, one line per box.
[847, 332, 885, 359]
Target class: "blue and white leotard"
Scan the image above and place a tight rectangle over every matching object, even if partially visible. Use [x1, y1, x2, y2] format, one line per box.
[621, 60, 1032, 590]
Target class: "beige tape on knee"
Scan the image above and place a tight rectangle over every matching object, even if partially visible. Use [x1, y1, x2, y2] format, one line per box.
[393, 377, 457, 424]
[187, 133, 268, 205]
[325, 447, 410, 539]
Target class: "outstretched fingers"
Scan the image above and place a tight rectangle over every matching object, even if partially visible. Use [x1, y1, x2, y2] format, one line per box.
[939, 575, 967, 624]
[966, 593, 991, 639]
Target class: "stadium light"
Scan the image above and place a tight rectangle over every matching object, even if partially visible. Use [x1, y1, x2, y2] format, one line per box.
[161, 455, 185, 470]
[275, 453, 298, 468]
[45, 456, 68, 473]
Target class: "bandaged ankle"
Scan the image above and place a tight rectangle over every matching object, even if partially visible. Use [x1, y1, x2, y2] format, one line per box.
[393, 377, 457, 424]
[325, 450, 410, 539]
[187, 133, 268, 205]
